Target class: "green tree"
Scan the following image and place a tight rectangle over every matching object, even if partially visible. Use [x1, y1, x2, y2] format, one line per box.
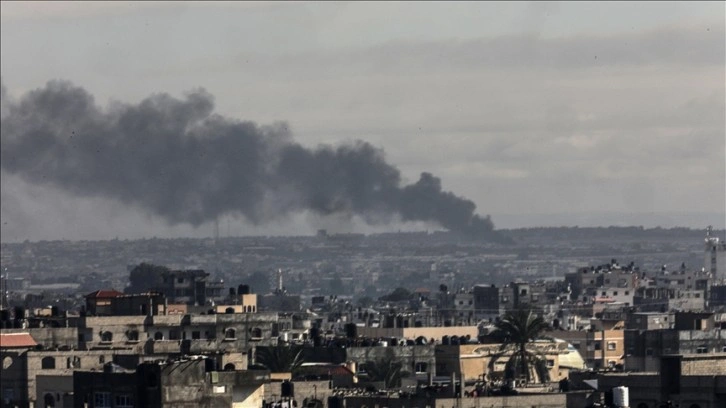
[254, 345, 305, 375]
[488, 308, 551, 384]
[363, 348, 410, 389]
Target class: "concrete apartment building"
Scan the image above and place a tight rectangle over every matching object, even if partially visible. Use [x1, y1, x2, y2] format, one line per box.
[1, 289, 281, 408]
[624, 312, 726, 372]
[73, 358, 270, 408]
[572, 353, 726, 408]
[434, 341, 583, 384]
[565, 261, 639, 303]
[554, 328, 626, 369]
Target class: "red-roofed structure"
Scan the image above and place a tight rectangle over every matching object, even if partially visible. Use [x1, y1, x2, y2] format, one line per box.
[84, 289, 123, 299]
[0, 332, 38, 349]
[297, 363, 356, 387]
[85, 289, 123, 316]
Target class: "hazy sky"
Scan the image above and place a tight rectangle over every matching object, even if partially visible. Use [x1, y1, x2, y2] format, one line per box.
[1, 1, 724, 241]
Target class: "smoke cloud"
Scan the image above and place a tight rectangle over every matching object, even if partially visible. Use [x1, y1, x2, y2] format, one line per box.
[1, 80, 504, 241]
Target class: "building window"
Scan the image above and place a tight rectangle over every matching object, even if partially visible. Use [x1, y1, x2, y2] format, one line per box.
[154, 332, 164, 341]
[99, 356, 105, 364]
[126, 330, 139, 342]
[100, 331, 113, 342]
[546, 359, 554, 367]
[114, 394, 133, 408]
[414, 362, 428, 373]
[646, 348, 654, 356]
[191, 331, 201, 340]
[94, 392, 112, 408]
[607, 342, 617, 351]
[169, 330, 180, 340]
[625, 291, 629, 295]
[594, 342, 601, 351]
[224, 328, 236, 340]
[696, 346, 708, 354]
[251, 328, 262, 338]
[41, 357, 56, 369]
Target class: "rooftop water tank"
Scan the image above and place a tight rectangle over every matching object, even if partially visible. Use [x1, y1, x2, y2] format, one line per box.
[613, 386, 629, 408]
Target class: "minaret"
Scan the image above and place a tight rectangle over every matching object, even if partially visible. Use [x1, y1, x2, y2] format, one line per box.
[277, 269, 283, 292]
[704, 226, 726, 283]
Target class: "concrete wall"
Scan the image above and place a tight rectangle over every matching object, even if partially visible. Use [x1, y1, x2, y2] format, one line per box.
[232, 383, 264, 408]
[2, 327, 78, 349]
[436, 344, 567, 383]
[26, 349, 138, 406]
[36, 375, 73, 408]
[356, 326, 478, 341]
[1, 349, 29, 408]
[680, 354, 726, 375]
[346, 345, 436, 379]
[264, 380, 331, 406]
[343, 393, 567, 408]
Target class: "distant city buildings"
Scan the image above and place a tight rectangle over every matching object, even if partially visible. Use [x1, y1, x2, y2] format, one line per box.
[1, 227, 726, 407]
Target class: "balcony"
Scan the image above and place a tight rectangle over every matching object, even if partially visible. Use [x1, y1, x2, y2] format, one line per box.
[186, 314, 218, 325]
[182, 339, 221, 354]
[149, 315, 183, 326]
[150, 340, 182, 354]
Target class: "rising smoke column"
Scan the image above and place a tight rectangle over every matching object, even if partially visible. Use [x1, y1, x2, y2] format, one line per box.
[1, 80, 504, 241]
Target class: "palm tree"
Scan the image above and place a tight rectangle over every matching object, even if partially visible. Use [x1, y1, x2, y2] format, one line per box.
[254, 345, 305, 375]
[362, 348, 410, 389]
[488, 308, 551, 385]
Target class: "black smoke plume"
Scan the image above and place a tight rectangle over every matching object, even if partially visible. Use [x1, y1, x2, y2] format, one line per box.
[1, 80, 505, 241]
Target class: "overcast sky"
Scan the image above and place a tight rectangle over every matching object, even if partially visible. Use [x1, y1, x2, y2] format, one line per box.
[1, 1, 724, 242]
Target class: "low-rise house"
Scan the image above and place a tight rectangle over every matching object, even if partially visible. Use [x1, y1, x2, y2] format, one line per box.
[571, 353, 726, 408]
[553, 328, 625, 369]
[624, 322, 726, 372]
[73, 357, 270, 408]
